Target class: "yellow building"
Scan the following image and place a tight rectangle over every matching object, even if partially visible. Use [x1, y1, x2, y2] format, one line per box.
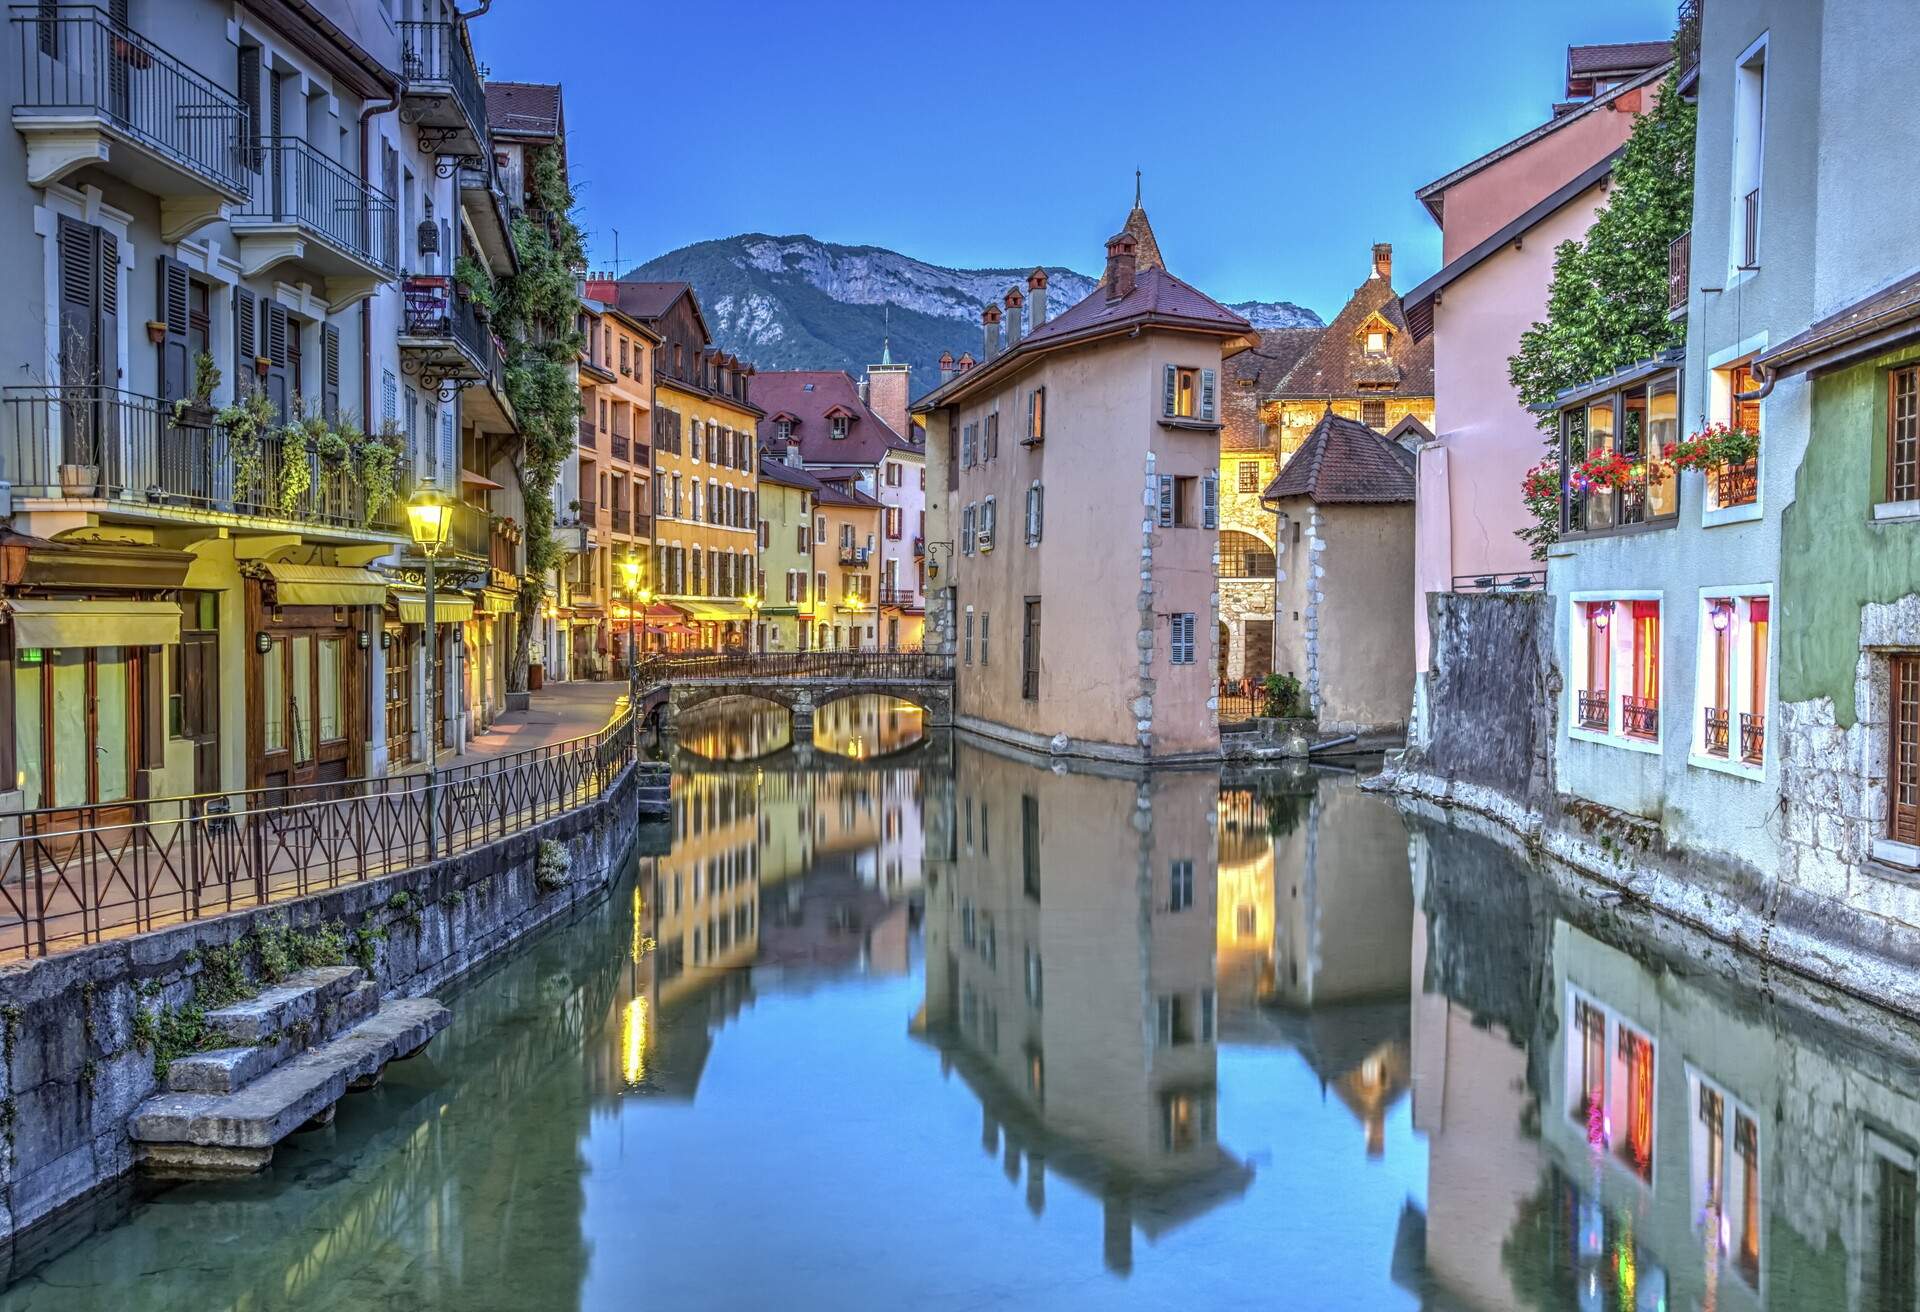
[589, 279, 761, 650]
[754, 456, 817, 652]
[1218, 243, 1434, 683]
[651, 771, 762, 1003]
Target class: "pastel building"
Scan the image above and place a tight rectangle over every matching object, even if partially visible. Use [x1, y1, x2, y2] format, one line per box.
[1403, 42, 1669, 691]
[915, 206, 1258, 762]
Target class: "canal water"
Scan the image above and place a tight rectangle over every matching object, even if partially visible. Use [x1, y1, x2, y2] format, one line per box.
[4, 695, 1919, 1309]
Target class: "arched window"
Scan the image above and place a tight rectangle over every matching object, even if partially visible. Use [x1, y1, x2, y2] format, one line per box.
[1219, 531, 1276, 579]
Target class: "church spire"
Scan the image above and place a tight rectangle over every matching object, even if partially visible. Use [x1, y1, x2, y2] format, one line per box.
[1134, 167, 1142, 210]
[881, 305, 892, 366]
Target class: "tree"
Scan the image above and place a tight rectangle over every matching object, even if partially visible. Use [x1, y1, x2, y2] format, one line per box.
[494, 146, 586, 694]
[1506, 67, 1696, 556]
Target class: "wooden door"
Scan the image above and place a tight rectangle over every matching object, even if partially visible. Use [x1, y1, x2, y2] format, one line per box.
[1245, 621, 1274, 682]
[21, 646, 141, 838]
[1892, 654, 1920, 846]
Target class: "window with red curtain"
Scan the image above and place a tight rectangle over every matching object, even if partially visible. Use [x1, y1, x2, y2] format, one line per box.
[1619, 1026, 1656, 1183]
[1747, 598, 1769, 716]
[1632, 601, 1661, 701]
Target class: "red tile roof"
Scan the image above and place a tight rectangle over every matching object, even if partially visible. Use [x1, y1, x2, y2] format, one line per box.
[485, 82, 563, 138]
[1273, 268, 1432, 400]
[1568, 40, 1672, 76]
[1263, 411, 1415, 504]
[604, 281, 697, 323]
[1024, 265, 1252, 349]
[1222, 328, 1321, 452]
[753, 371, 919, 468]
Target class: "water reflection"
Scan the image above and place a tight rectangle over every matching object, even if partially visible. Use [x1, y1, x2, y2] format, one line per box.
[5, 716, 1920, 1308]
[673, 694, 792, 760]
[812, 694, 925, 759]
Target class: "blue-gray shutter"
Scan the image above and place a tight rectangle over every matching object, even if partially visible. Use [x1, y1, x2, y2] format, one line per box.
[1163, 364, 1177, 416]
[1201, 369, 1216, 421]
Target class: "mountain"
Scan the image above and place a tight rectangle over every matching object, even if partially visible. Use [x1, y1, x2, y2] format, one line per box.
[626, 234, 1323, 399]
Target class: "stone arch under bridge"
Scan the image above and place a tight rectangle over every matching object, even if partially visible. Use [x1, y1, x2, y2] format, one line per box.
[657, 678, 953, 733]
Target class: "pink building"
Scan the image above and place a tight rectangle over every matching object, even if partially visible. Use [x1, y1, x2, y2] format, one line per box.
[1402, 43, 1669, 675]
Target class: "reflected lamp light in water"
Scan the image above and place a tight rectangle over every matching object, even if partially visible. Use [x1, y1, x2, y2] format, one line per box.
[622, 996, 649, 1086]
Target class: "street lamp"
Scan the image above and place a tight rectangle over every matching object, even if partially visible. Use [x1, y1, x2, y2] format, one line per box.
[620, 554, 643, 683]
[407, 481, 454, 860]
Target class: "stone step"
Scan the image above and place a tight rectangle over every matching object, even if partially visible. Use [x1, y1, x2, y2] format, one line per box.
[201, 965, 364, 1046]
[131, 999, 451, 1173]
[167, 981, 379, 1094]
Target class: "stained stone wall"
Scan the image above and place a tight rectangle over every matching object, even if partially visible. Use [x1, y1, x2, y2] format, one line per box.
[0, 762, 662, 1254]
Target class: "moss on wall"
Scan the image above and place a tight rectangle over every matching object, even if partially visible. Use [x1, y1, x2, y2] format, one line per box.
[1778, 342, 1920, 722]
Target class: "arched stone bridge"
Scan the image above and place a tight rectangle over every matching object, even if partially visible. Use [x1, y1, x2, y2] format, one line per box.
[670, 731, 953, 775]
[633, 650, 954, 736]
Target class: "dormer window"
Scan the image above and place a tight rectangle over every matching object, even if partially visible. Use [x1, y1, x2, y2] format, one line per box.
[831, 416, 849, 440]
[775, 419, 792, 443]
[1365, 329, 1388, 355]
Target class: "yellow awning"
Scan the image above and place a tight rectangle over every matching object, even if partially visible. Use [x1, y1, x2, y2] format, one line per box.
[392, 591, 475, 625]
[479, 589, 517, 615]
[5, 598, 181, 648]
[264, 562, 390, 607]
[678, 599, 750, 621]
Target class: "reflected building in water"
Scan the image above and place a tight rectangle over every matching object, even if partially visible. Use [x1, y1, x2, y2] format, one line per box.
[916, 740, 1251, 1275]
[1405, 815, 1920, 1312]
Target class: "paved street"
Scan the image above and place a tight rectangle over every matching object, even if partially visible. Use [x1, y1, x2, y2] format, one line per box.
[457, 681, 631, 766]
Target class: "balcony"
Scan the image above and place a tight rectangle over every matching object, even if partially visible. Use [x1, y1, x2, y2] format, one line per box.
[10, 6, 249, 239]
[1668, 231, 1689, 317]
[458, 154, 515, 277]
[399, 275, 494, 391]
[445, 500, 490, 562]
[1714, 459, 1759, 509]
[1740, 188, 1760, 271]
[611, 434, 630, 462]
[1739, 712, 1765, 764]
[633, 511, 652, 540]
[913, 535, 925, 558]
[488, 517, 521, 585]
[232, 136, 397, 307]
[577, 417, 595, 450]
[611, 507, 631, 536]
[840, 545, 872, 567]
[396, 20, 487, 162]
[1, 385, 404, 537]
[1578, 691, 1609, 731]
[1704, 706, 1730, 757]
[1621, 695, 1659, 740]
[577, 498, 597, 525]
[878, 585, 921, 611]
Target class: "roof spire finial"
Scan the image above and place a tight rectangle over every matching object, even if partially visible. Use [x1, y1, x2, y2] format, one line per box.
[880, 305, 892, 366]
[1134, 168, 1142, 210]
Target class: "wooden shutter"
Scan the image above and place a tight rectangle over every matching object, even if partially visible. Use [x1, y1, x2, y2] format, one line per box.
[237, 45, 261, 172]
[156, 256, 191, 406]
[321, 323, 341, 422]
[1202, 369, 1217, 421]
[1202, 474, 1219, 528]
[262, 302, 290, 417]
[56, 216, 98, 390]
[1894, 655, 1920, 844]
[233, 285, 257, 395]
[1023, 599, 1041, 700]
[1163, 364, 1177, 416]
[1157, 475, 1174, 526]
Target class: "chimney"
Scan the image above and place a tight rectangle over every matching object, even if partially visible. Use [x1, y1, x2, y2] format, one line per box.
[1027, 267, 1048, 327]
[785, 435, 804, 468]
[1104, 233, 1137, 301]
[1372, 242, 1393, 282]
[958, 351, 976, 372]
[938, 350, 955, 384]
[858, 377, 870, 405]
[1003, 287, 1024, 348]
[982, 303, 1002, 359]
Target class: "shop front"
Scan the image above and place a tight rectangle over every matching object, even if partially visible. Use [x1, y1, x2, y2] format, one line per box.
[243, 563, 388, 793]
[389, 587, 475, 765]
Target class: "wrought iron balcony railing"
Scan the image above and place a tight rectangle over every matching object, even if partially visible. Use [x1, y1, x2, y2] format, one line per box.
[1704, 706, 1730, 756]
[1668, 231, 1690, 315]
[610, 434, 630, 462]
[10, 4, 250, 198]
[611, 507, 631, 536]
[400, 276, 494, 381]
[1740, 712, 1765, 764]
[1621, 694, 1660, 740]
[2, 385, 404, 531]
[396, 19, 487, 154]
[1714, 459, 1759, 509]
[236, 136, 397, 275]
[877, 586, 920, 609]
[840, 545, 872, 566]
[1578, 690, 1610, 731]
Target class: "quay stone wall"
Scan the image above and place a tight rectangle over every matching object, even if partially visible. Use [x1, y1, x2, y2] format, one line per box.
[1401, 591, 1558, 807]
[0, 761, 667, 1258]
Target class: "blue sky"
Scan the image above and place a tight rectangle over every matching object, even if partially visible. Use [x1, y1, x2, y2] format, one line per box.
[479, 0, 1676, 321]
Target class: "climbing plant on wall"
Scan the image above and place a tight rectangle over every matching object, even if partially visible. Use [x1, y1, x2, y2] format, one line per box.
[493, 145, 586, 693]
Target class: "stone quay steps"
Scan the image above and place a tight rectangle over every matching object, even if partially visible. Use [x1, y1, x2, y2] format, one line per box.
[130, 966, 450, 1177]
[636, 763, 672, 819]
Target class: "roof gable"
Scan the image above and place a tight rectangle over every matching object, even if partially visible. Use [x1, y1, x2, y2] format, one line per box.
[754, 371, 911, 467]
[1272, 269, 1431, 400]
[1263, 411, 1416, 504]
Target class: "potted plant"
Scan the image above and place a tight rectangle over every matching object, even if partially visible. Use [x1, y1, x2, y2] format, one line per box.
[171, 352, 221, 427]
[58, 460, 98, 497]
[1665, 422, 1760, 472]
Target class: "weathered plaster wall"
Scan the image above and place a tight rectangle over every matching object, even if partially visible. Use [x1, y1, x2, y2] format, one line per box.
[1316, 502, 1415, 733]
[0, 763, 660, 1251]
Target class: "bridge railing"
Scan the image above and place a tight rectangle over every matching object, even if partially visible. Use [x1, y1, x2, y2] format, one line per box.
[634, 647, 952, 688]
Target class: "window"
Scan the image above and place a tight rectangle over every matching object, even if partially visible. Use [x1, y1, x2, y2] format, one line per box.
[1022, 598, 1040, 700]
[1024, 483, 1043, 545]
[1025, 387, 1045, 444]
[775, 418, 791, 443]
[885, 461, 901, 487]
[1732, 38, 1766, 271]
[1364, 328, 1388, 356]
[1163, 365, 1216, 421]
[1201, 473, 1218, 528]
[1890, 366, 1918, 504]
[885, 506, 902, 539]
[1237, 461, 1260, 494]
[1624, 601, 1661, 739]
[961, 422, 976, 469]
[961, 503, 975, 555]
[1866, 1134, 1919, 1312]
[1156, 995, 1195, 1048]
[1170, 613, 1196, 665]
[1218, 531, 1275, 579]
[1892, 655, 1920, 847]
[963, 608, 975, 665]
[1362, 397, 1387, 429]
[979, 497, 996, 551]
[1157, 475, 1198, 527]
[984, 411, 999, 461]
[1696, 595, 1768, 766]
[1169, 860, 1193, 912]
[979, 612, 989, 666]
[1564, 990, 1657, 1186]
[831, 416, 849, 440]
